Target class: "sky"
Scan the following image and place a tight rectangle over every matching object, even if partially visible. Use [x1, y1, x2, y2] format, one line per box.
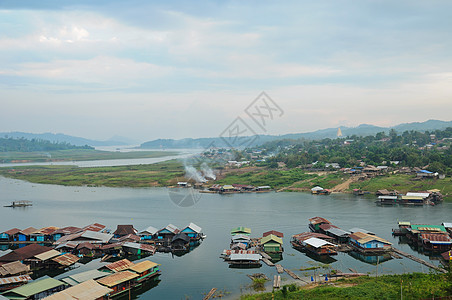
[0, 0, 451, 143]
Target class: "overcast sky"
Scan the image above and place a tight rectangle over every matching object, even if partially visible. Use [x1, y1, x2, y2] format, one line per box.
[1, 1, 451, 142]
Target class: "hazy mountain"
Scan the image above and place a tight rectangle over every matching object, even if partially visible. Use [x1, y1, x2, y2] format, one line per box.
[139, 119, 452, 149]
[0, 132, 129, 147]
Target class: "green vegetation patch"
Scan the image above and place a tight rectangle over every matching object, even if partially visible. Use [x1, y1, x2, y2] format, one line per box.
[0, 160, 184, 187]
[241, 272, 452, 300]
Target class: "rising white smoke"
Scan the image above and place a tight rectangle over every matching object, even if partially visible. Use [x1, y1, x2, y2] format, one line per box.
[184, 164, 207, 183]
[201, 162, 216, 180]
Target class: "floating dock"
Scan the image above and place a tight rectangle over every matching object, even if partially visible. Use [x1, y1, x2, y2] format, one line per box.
[203, 288, 217, 300]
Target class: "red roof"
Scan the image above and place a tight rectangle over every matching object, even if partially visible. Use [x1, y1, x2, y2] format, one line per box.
[319, 223, 338, 231]
[53, 226, 82, 235]
[104, 259, 134, 272]
[83, 223, 106, 232]
[263, 230, 284, 238]
[0, 244, 53, 262]
[292, 232, 335, 242]
[113, 225, 137, 236]
[309, 217, 331, 225]
[3, 228, 21, 236]
[421, 233, 452, 243]
[19, 227, 38, 236]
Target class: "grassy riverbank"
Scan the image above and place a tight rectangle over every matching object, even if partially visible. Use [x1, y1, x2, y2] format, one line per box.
[241, 272, 452, 300]
[0, 160, 184, 187]
[0, 149, 177, 163]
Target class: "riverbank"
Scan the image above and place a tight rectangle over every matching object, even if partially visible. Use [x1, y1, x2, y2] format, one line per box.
[0, 149, 177, 163]
[240, 272, 452, 300]
[0, 162, 450, 199]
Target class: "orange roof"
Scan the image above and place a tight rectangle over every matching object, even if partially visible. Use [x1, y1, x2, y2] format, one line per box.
[104, 259, 134, 272]
[97, 271, 138, 287]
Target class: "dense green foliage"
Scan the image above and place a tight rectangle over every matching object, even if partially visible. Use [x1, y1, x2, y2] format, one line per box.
[241, 272, 452, 300]
[0, 137, 93, 152]
[256, 128, 452, 174]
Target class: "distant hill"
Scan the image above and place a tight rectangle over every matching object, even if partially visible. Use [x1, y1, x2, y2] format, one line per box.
[139, 119, 452, 149]
[0, 132, 129, 147]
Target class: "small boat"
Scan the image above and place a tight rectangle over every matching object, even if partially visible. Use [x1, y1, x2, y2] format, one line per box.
[4, 201, 32, 208]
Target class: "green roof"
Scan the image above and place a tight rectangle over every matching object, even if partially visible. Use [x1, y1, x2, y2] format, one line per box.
[2, 277, 65, 298]
[261, 234, 283, 245]
[231, 227, 251, 235]
[410, 225, 446, 232]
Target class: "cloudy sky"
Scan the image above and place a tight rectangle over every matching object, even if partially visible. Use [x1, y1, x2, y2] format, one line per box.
[1, 1, 451, 142]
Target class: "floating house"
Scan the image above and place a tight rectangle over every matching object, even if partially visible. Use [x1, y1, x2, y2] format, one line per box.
[401, 196, 424, 206]
[226, 253, 262, 267]
[301, 237, 338, 256]
[51, 227, 82, 242]
[30, 227, 59, 242]
[349, 232, 392, 253]
[121, 242, 156, 256]
[156, 224, 180, 242]
[442, 222, 452, 235]
[16, 227, 38, 242]
[50, 253, 80, 269]
[230, 227, 251, 236]
[25, 249, 61, 270]
[308, 217, 331, 232]
[260, 234, 283, 253]
[55, 230, 113, 246]
[180, 223, 202, 240]
[349, 228, 375, 235]
[2, 276, 66, 300]
[96, 271, 139, 298]
[127, 260, 160, 283]
[255, 186, 271, 192]
[0, 229, 20, 242]
[138, 226, 158, 241]
[418, 233, 452, 252]
[376, 195, 398, 205]
[113, 225, 137, 239]
[171, 234, 190, 251]
[43, 279, 112, 300]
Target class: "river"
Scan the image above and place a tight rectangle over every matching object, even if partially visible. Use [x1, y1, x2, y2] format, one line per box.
[0, 176, 450, 299]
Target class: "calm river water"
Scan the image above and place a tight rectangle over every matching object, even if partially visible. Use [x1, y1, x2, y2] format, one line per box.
[0, 176, 451, 299]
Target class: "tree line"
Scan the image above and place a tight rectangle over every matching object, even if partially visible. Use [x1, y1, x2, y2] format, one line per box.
[0, 137, 93, 152]
[248, 127, 452, 175]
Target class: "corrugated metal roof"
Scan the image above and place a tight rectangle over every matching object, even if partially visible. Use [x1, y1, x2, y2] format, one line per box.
[406, 192, 430, 198]
[104, 259, 134, 272]
[36, 226, 59, 235]
[3, 228, 21, 236]
[325, 227, 350, 237]
[0, 261, 29, 276]
[128, 260, 159, 273]
[96, 270, 138, 288]
[160, 224, 180, 234]
[231, 234, 251, 241]
[261, 234, 283, 245]
[113, 225, 137, 236]
[44, 279, 112, 300]
[62, 270, 109, 286]
[442, 222, 452, 228]
[19, 227, 38, 236]
[0, 275, 32, 286]
[292, 232, 334, 242]
[122, 242, 156, 253]
[421, 233, 452, 244]
[82, 223, 106, 232]
[263, 230, 284, 238]
[309, 217, 330, 225]
[230, 227, 251, 234]
[349, 228, 375, 235]
[52, 226, 82, 235]
[410, 225, 446, 232]
[378, 195, 398, 200]
[80, 231, 113, 243]
[398, 221, 411, 226]
[51, 253, 79, 266]
[138, 226, 158, 235]
[183, 222, 202, 233]
[34, 250, 61, 261]
[229, 253, 261, 261]
[303, 237, 335, 248]
[3, 277, 65, 297]
[350, 232, 391, 245]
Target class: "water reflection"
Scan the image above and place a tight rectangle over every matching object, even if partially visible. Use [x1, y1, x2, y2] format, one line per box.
[348, 251, 392, 265]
